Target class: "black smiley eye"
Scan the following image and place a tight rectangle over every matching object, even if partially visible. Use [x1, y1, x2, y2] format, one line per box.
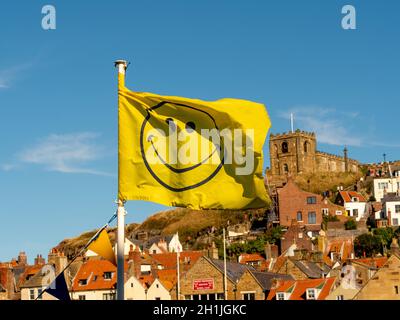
[185, 121, 196, 133]
[166, 118, 176, 132]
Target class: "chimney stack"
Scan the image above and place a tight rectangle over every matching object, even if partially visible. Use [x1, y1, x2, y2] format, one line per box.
[133, 246, 141, 279]
[17, 252, 27, 266]
[34, 254, 45, 266]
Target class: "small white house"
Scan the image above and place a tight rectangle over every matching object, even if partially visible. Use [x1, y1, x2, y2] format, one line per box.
[382, 194, 400, 227]
[125, 276, 146, 300]
[146, 278, 172, 300]
[148, 233, 182, 254]
[335, 191, 367, 221]
[373, 177, 400, 202]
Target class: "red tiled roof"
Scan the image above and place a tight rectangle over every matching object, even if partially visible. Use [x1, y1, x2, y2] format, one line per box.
[324, 239, 353, 265]
[157, 269, 177, 284]
[159, 279, 175, 291]
[71, 260, 117, 292]
[137, 274, 154, 289]
[339, 191, 366, 203]
[17, 265, 43, 288]
[271, 255, 288, 273]
[238, 253, 265, 264]
[267, 277, 336, 300]
[350, 257, 388, 269]
[150, 251, 203, 270]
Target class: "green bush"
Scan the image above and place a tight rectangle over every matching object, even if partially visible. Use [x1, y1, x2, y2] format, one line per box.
[344, 218, 357, 230]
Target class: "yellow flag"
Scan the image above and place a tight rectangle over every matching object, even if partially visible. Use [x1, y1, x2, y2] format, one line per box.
[87, 229, 116, 265]
[118, 73, 271, 209]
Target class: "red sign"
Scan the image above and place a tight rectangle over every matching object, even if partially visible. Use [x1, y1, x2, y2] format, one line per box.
[193, 278, 214, 290]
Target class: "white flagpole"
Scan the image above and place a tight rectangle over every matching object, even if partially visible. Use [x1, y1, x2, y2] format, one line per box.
[223, 228, 228, 300]
[177, 250, 181, 300]
[115, 60, 128, 301]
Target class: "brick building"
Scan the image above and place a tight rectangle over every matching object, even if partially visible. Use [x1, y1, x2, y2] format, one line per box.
[281, 220, 314, 253]
[277, 179, 345, 233]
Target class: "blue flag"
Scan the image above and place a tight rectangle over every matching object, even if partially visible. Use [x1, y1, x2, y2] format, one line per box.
[44, 272, 71, 301]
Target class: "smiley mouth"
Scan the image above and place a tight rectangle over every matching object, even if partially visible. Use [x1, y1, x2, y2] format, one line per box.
[140, 100, 225, 192]
[148, 137, 221, 173]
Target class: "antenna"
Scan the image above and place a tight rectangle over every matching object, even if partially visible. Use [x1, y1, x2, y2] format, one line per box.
[290, 113, 294, 133]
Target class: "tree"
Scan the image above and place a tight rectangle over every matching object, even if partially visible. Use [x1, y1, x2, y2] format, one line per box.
[373, 227, 395, 249]
[354, 233, 383, 257]
[344, 218, 357, 230]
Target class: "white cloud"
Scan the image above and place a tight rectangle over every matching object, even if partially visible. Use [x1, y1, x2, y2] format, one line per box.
[0, 63, 32, 90]
[17, 132, 113, 176]
[279, 106, 363, 146]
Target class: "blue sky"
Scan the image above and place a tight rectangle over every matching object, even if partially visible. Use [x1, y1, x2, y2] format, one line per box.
[0, 0, 399, 262]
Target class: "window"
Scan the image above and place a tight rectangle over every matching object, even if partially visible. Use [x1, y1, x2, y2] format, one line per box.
[378, 182, 389, 190]
[336, 210, 342, 215]
[152, 250, 157, 254]
[308, 212, 317, 224]
[29, 289, 35, 300]
[306, 289, 316, 300]
[276, 292, 286, 300]
[297, 211, 302, 221]
[282, 142, 289, 153]
[243, 293, 255, 300]
[393, 219, 399, 226]
[395, 286, 399, 294]
[304, 141, 309, 153]
[155, 297, 161, 300]
[336, 295, 344, 300]
[79, 279, 87, 286]
[307, 197, 317, 204]
[216, 293, 224, 300]
[103, 293, 116, 300]
[298, 232, 303, 239]
[93, 275, 97, 282]
[353, 209, 359, 217]
[37, 288, 42, 300]
[131, 283, 134, 288]
[103, 272, 113, 280]
[78, 295, 86, 300]
[396, 205, 400, 213]
[351, 197, 359, 202]
[283, 164, 289, 174]
[322, 208, 329, 215]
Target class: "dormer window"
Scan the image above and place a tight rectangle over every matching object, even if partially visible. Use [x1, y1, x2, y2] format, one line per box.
[352, 197, 359, 202]
[79, 279, 87, 286]
[306, 289, 316, 300]
[103, 272, 113, 280]
[276, 292, 286, 300]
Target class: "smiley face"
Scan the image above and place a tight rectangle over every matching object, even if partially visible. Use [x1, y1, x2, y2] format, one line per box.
[140, 101, 224, 192]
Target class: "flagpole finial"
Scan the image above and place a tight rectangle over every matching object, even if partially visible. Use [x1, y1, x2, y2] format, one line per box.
[114, 60, 128, 74]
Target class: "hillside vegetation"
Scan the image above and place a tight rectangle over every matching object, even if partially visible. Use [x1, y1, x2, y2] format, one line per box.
[294, 171, 363, 195]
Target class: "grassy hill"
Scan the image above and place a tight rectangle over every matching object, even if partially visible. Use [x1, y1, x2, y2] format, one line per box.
[293, 171, 363, 194]
[55, 207, 267, 258]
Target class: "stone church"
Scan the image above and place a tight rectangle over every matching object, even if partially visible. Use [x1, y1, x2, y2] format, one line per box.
[269, 129, 359, 177]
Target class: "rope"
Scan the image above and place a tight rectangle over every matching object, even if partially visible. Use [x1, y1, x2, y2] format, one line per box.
[35, 211, 118, 300]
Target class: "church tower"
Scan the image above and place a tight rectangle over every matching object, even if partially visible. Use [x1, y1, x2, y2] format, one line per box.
[269, 130, 317, 176]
